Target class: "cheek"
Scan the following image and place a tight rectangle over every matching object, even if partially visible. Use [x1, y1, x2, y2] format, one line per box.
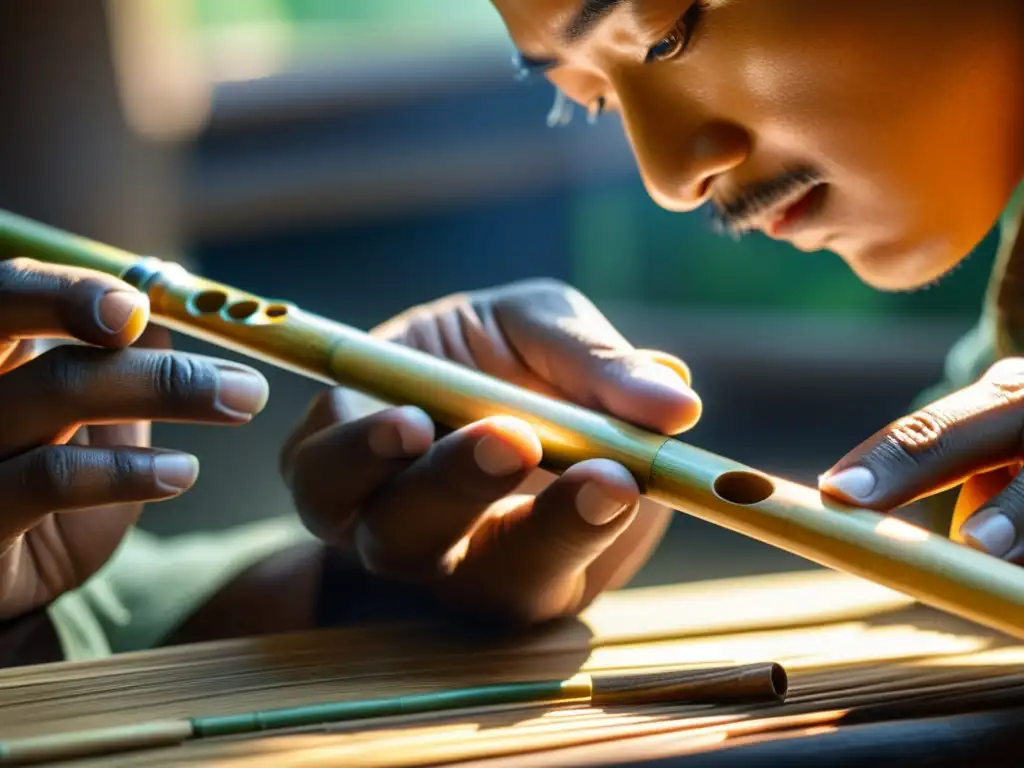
[724, 24, 1014, 286]
[819, 79, 1010, 287]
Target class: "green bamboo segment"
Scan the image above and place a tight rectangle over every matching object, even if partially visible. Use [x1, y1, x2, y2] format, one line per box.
[190, 680, 579, 738]
[0, 666, 783, 764]
[3, 206, 1024, 642]
[0, 210, 137, 275]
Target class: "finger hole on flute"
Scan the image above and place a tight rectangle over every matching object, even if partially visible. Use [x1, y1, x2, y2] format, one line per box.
[714, 470, 776, 506]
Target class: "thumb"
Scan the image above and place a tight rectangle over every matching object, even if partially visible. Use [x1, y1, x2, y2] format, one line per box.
[487, 280, 702, 435]
[0, 257, 150, 349]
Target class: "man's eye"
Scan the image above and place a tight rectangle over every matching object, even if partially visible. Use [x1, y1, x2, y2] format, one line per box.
[645, 1, 708, 64]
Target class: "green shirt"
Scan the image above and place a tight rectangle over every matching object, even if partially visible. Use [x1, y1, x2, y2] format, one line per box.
[48, 517, 314, 660]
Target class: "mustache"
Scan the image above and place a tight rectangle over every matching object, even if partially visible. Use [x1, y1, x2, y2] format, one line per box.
[707, 168, 822, 237]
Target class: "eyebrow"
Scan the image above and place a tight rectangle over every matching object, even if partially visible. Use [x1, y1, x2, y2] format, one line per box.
[512, 0, 632, 78]
[563, 0, 631, 43]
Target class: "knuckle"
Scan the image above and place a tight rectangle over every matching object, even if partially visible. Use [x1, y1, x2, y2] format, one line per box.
[885, 410, 950, 458]
[32, 346, 89, 402]
[295, 514, 331, 545]
[289, 488, 324, 534]
[530, 525, 586, 567]
[982, 358, 1024, 401]
[421, 443, 511, 505]
[344, 390, 392, 423]
[499, 277, 584, 311]
[22, 446, 80, 506]
[293, 504, 335, 543]
[353, 526, 398, 577]
[0, 257, 37, 292]
[108, 449, 139, 482]
[877, 362, 1024, 468]
[151, 353, 203, 404]
[0, 258, 73, 299]
[278, 438, 300, 485]
[374, 301, 450, 345]
[511, 277, 574, 297]
[287, 441, 327, 497]
[0, 259, 22, 296]
[289, 458, 355, 543]
[354, 522, 448, 581]
[307, 388, 351, 427]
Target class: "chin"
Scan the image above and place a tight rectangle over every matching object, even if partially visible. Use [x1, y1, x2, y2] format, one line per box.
[833, 234, 973, 293]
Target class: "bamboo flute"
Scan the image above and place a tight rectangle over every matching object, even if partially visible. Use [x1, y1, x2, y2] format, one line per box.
[2, 208, 1024, 639]
[0, 665, 785, 764]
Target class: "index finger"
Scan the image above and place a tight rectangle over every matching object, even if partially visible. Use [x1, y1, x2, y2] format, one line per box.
[819, 359, 1024, 510]
[0, 257, 150, 352]
[482, 281, 702, 435]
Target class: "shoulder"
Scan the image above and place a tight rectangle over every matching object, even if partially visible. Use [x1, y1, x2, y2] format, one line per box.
[989, 183, 1024, 357]
[917, 184, 1024, 406]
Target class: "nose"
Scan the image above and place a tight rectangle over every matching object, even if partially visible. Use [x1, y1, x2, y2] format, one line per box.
[619, 90, 750, 212]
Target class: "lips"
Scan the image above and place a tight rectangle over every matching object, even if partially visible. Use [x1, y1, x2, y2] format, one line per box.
[763, 184, 828, 238]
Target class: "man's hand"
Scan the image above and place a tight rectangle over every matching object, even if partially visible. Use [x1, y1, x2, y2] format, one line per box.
[820, 357, 1024, 560]
[0, 257, 269, 621]
[281, 279, 701, 625]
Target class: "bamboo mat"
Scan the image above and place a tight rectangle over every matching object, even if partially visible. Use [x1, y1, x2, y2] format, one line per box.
[2, 570, 1019, 766]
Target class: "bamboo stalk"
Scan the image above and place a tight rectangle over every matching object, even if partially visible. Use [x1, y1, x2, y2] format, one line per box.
[0, 666, 784, 765]
[0, 572, 1021, 766]
[3, 208, 1024, 639]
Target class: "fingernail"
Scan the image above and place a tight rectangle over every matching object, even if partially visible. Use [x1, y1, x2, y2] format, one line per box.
[153, 454, 199, 492]
[98, 290, 147, 334]
[634, 364, 689, 392]
[369, 407, 433, 458]
[961, 508, 1016, 558]
[474, 435, 524, 477]
[820, 466, 876, 503]
[576, 481, 631, 526]
[215, 369, 270, 417]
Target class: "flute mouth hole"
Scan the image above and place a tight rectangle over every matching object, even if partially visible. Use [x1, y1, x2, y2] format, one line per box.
[191, 290, 228, 314]
[265, 304, 288, 319]
[713, 471, 775, 506]
[226, 300, 260, 321]
[769, 663, 789, 698]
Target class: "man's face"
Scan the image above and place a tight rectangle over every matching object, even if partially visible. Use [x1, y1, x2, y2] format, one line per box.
[492, 0, 1024, 290]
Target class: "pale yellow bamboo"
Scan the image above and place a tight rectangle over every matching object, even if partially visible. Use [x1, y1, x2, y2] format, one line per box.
[0, 572, 1022, 766]
[3, 208, 1024, 639]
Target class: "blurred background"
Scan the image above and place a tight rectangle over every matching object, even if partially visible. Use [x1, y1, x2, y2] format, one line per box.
[0, 1, 1000, 587]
